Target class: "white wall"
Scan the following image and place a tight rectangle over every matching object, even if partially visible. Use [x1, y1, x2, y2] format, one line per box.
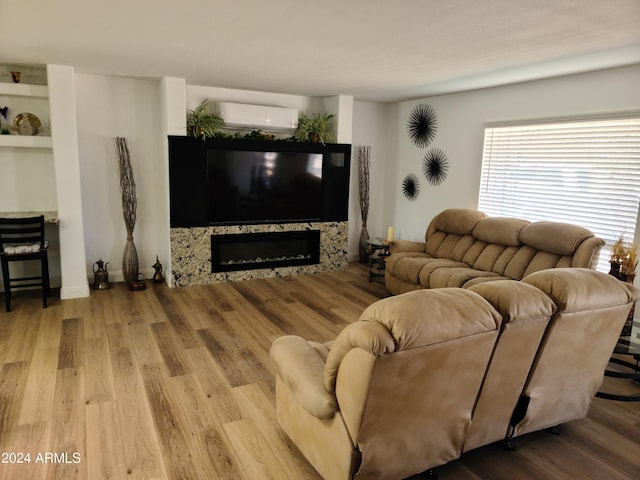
[72, 64, 640, 285]
[350, 101, 391, 258]
[386, 64, 640, 243]
[75, 74, 164, 282]
[186, 85, 323, 118]
[75, 79, 362, 283]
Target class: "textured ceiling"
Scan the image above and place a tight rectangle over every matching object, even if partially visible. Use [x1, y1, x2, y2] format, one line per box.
[1, 0, 639, 102]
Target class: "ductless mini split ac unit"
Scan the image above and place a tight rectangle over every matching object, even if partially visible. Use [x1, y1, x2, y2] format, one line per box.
[216, 102, 299, 133]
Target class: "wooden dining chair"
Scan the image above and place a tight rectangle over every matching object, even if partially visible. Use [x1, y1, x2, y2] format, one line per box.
[0, 215, 51, 312]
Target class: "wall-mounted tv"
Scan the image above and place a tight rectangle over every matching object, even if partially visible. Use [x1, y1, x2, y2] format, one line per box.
[168, 136, 350, 227]
[208, 150, 323, 224]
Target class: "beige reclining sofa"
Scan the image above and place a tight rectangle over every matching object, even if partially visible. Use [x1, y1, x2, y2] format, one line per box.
[271, 268, 638, 480]
[385, 208, 605, 295]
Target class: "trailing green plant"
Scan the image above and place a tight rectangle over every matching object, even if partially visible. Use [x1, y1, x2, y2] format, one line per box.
[243, 130, 276, 141]
[294, 113, 335, 144]
[186, 99, 225, 140]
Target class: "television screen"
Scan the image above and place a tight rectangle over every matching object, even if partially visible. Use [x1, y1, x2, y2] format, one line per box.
[207, 150, 323, 224]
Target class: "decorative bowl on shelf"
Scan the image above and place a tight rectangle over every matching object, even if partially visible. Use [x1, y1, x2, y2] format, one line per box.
[14, 112, 41, 135]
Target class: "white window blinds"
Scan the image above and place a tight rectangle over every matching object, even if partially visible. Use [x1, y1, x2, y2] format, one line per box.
[478, 117, 640, 272]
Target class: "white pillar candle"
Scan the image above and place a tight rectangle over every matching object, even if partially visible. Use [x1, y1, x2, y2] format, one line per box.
[387, 226, 394, 242]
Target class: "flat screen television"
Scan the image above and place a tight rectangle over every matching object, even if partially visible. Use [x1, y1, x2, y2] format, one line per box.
[208, 150, 323, 224]
[168, 136, 350, 227]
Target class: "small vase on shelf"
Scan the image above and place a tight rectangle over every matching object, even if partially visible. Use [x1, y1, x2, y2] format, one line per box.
[0, 106, 9, 135]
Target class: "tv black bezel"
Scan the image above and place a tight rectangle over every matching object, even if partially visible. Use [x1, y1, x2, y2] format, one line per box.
[168, 136, 351, 228]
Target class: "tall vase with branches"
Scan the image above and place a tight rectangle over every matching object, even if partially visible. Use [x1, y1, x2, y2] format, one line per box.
[358, 146, 371, 263]
[114, 137, 139, 284]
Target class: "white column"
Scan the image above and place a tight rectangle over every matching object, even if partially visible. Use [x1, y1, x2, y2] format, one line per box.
[324, 95, 354, 144]
[160, 77, 186, 286]
[47, 64, 89, 299]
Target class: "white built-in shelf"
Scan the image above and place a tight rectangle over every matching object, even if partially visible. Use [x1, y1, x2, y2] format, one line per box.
[0, 135, 52, 148]
[0, 82, 49, 98]
[0, 82, 51, 149]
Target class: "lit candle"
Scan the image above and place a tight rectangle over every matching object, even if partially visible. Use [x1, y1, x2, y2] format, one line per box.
[387, 226, 394, 242]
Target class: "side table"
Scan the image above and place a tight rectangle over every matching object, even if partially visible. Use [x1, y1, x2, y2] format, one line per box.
[367, 238, 390, 282]
[596, 319, 640, 402]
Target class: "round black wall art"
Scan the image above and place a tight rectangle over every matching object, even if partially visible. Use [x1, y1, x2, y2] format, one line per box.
[422, 148, 449, 185]
[407, 104, 437, 148]
[402, 173, 421, 201]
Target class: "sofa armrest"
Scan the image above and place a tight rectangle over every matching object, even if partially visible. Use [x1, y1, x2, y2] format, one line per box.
[270, 335, 338, 419]
[389, 239, 426, 254]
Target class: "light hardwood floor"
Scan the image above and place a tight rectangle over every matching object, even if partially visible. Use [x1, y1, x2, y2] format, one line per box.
[0, 263, 639, 480]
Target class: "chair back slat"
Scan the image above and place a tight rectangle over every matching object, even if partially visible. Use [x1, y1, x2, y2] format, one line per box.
[0, 216, 46, 251]
[0, 215, 50, 312]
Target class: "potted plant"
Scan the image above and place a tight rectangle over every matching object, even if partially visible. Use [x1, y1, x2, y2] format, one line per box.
[609, 235, 638, 282]
[610, 235, 638, 336]
[294, 113, 335, 143]
[186, 99, 225, 140]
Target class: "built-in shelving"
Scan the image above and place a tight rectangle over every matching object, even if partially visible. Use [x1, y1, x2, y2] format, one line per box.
[1, 80, 51, 149]
[0, 135, 52, 148]
[0, 82, 49, 98]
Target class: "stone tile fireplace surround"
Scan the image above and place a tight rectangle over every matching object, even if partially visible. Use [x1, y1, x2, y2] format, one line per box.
[170, 221, 348, 287]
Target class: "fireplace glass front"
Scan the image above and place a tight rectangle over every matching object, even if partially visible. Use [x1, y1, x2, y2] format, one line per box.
[211, 230, 321, 273]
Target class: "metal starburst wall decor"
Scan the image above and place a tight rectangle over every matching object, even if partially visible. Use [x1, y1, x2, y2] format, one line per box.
[423, 148, 449, 185]
[407, 104, 438, 148]
[402, 173, 421, 201]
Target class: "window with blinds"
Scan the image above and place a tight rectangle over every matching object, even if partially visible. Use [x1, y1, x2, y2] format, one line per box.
[478, 117, 640, 273]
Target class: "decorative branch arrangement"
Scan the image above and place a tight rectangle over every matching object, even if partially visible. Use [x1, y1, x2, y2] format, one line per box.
[357, 146, 371, 262]
[114, 137, 139, 284]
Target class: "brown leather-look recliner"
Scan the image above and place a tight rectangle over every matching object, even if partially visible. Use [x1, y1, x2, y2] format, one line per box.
[271, 268, 638, 480]
[384, 209, 605, 295]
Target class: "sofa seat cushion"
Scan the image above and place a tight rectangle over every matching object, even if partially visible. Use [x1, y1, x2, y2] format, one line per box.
[462, 275, 514, 288]
[385, 251, 431, 275]
[429, 267, 505, 288]
[394, 257, 466, 285]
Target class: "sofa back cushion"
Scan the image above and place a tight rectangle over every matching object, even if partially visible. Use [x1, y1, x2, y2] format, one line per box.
[328, 288, 501, 479]
[463, 280, 556, 452]
[426, 208, 488, 238]
[425, 209, 487, 261]
[513, 269, 640, 437]
[473, 217, 529, 246]
[424, 209, 602, 281]
[459, 217, 529, 275]
[520, 221, 594, 255]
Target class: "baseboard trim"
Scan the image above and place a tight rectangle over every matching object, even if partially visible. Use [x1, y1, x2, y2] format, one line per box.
[60, 285, 90, 299]
[88, 268, 155, 285]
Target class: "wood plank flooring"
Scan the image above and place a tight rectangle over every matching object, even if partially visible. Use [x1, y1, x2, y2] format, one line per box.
[0, 263, 639, 480]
